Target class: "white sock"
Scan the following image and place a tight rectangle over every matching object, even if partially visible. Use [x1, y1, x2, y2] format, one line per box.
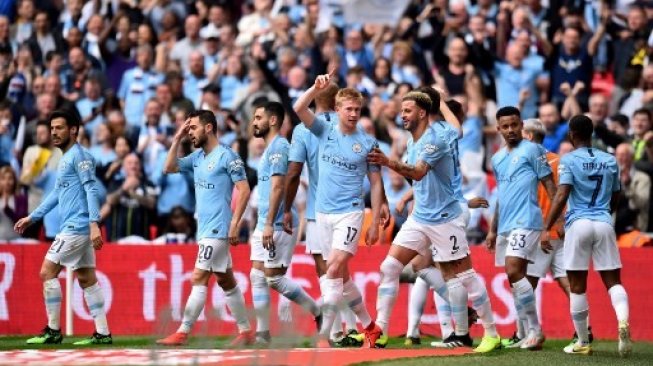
[608, 285, 629, 323]
[43, 279, 61, 331]
[511, 290, 527, 339]
[320, 278, 343, 337]
[407, 278, 429, 338]
[331, 305, 343, 339]
[458, 270, 497, 337]
[434, 289, 454, 338]
[343, 279, 372, 329]
[447, 277, 468, 336]
[267, 275, 320, 316]
[341, 304, 358, 331]
[513, 277, 540, 333]
[375, 256, 403, 334]
[178, 285, 207, 334]
[570, 293, 590, 345]
[250, 268, 270, 333]
[224, 286, 251, 333]
[83, 283, 110, 335]
[416, 267, 448, 299]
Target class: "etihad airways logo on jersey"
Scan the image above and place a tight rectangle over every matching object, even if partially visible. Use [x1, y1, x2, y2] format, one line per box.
[321, 153, 357, 171]
[194, 180, 216, 189]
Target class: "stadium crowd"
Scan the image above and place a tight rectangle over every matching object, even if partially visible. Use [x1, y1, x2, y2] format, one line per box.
[0, 0, 651, 245]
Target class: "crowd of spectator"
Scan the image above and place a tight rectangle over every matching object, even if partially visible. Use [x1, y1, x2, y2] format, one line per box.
[0, 0, 651, 246]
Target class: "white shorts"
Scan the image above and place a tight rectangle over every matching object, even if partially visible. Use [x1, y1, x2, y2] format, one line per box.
[304, 219, 321, 255]
[45, 234, 95, 270]
[250, 229, 298, 268]
[456, 202, 470, 229]
[195, 238, 232, 273]
[564, 219, 622, 271]
[316, 211, 364, 258]
[527, 239, 566, 279]
[394, 216, 469, 263]
[495, 229, 541, 267]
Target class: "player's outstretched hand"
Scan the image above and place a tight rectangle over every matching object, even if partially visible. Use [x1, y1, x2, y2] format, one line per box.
[367, 148, 389, 166]
[365, 224, 379, 247]
[90, 223, 103, 250]
[262, 224, 274, 250]
[467, 197, 489, 209]
[282, 212, 293, 235]
[314, 68, 335, 90]
[485, 231, 497, 252]
[540, 230, 551, 254]
[14, 216, 32, 235]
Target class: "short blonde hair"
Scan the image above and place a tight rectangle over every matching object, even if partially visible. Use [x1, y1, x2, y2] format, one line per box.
[335, 87, 363, 107]
[402, 91, 432, 113]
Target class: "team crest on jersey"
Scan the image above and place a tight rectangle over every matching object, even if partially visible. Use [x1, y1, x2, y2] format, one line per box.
[352, 143, 362, 153]
[423, 144, 437, 154]
[511, 156, 519, 164]
[78, 160, 92, 172]
[207, 160, 216, 171]
[269, 153, 282, 165]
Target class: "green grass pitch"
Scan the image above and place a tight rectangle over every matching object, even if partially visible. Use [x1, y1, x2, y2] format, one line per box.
[0, 336, 651, 365]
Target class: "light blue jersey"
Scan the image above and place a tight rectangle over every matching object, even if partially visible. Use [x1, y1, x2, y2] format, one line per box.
[308, 116, 380, 214]
[30, 144, 102, 235]
[288, 112, 338, 220]
[492, 139, 552, 234]
[177, 145, 246, 240]
[431, 120, 465, 203]
[257, 135, 297, 231]
[558, 147, 620, 227]
[117, 67, 164, 126]
[406, 125, 462, 225]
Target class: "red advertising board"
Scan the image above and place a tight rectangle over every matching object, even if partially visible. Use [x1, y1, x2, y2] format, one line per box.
[0, 244, 651, 340]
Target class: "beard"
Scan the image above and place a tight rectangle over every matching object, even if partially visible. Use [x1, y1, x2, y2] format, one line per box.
[253, 126, 269, 138]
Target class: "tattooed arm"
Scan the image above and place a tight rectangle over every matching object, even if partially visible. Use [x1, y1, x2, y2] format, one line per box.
[367, 148, 429, 181]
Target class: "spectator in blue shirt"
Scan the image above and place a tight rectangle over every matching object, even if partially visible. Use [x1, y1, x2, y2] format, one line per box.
[494, 42, 545, 118]
[151, 142, 194, 233]
[539, 103, 568, 153]
[75, 76, 104, 141]
[183, 51, 208, 109]
[118, 44, 164, 127]
[337, 28, 375, 79]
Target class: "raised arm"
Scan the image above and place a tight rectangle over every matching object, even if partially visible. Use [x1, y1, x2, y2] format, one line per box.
[162, 120, 189, 174]
[293, 71, 334, 127]
[439, 94, 462, 137]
